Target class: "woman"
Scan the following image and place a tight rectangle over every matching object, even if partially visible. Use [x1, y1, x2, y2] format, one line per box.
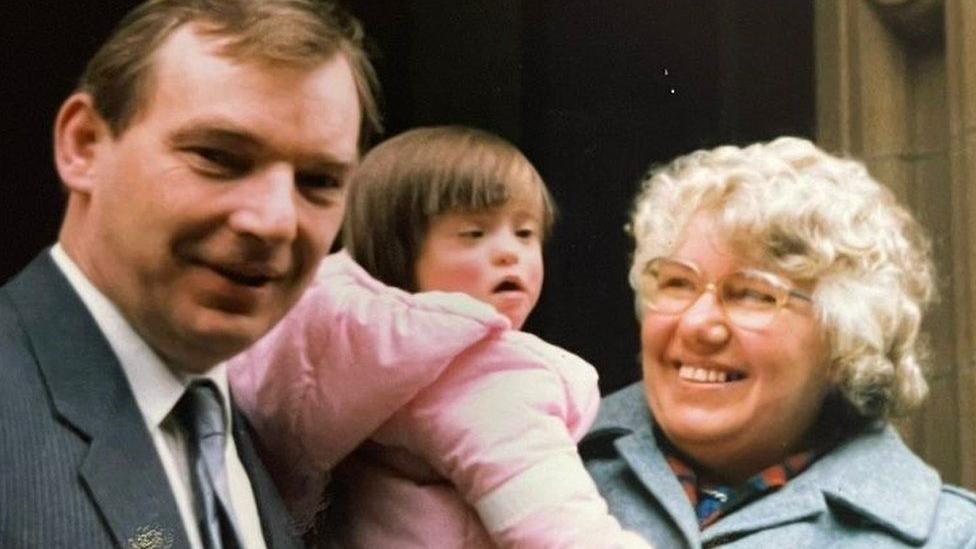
[583, 137, 976, 547]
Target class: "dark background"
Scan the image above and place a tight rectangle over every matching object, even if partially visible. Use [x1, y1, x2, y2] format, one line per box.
[1, 1, 814, 393]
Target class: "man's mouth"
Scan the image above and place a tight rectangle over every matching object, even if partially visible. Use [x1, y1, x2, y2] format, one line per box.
[208, 263, 281, 288]
[675, 363, 747, 384]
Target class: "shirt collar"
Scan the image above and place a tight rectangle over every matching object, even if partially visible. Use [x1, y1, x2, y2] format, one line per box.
[662, 441, 820, 528]
[49, 244, 233, 430]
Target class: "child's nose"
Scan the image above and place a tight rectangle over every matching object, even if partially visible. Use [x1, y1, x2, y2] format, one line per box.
[492, 234, 520, 265]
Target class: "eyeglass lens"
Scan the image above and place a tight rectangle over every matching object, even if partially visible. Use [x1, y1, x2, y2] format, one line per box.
[643, 259, 787, 329]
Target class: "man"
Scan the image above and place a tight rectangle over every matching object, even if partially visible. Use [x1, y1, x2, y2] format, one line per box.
[0, 1, 380, 547]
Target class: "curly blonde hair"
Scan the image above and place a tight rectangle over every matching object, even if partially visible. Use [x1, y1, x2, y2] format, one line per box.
[628, 136, 935, 420]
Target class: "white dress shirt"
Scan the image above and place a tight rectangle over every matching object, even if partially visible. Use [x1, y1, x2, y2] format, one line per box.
[51, 244, 269, 549]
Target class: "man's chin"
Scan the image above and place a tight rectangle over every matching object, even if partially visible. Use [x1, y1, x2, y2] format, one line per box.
[165, 314, 273, 373]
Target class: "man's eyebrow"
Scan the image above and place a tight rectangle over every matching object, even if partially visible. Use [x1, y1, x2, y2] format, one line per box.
[168, 124, 262, 151]
[168, 122, 357, 170]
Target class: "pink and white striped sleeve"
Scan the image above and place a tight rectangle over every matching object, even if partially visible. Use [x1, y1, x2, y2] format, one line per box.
[374, 331, 653, 548]
[228, 250, 509, 523]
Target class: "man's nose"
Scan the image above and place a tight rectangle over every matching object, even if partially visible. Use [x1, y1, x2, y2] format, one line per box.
[228, 166, 298, 243]
[677, 288, 731, 346]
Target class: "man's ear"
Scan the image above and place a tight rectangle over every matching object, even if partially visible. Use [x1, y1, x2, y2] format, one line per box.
[54, 93, 113, 194]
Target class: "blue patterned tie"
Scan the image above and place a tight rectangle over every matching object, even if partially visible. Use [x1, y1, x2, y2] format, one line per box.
[174, 380, 243, 549]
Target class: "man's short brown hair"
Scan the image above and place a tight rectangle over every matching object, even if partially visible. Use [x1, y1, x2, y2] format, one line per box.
[79, 0, 382, 151]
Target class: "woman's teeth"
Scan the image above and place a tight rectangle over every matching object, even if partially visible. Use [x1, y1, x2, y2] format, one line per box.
[677, 365, 744, 383]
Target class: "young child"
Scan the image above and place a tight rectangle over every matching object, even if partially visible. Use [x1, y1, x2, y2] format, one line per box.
[229, 126, 649, 548]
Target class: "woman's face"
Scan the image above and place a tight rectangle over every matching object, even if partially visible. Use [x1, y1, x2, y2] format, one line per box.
[641, 214, 832, 482]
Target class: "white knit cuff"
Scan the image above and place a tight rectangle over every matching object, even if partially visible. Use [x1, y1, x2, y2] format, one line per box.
[473, 452, 598, 533]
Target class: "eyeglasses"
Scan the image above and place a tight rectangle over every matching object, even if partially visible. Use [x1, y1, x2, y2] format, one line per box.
[640, 257, 813, 330]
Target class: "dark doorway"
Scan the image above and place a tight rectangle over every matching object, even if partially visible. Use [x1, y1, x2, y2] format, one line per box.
[349, 0, 815, 391]
[3, 1, 814, 393]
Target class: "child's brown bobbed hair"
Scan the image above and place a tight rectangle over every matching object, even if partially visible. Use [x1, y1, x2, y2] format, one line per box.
[342, 125, 556, 290]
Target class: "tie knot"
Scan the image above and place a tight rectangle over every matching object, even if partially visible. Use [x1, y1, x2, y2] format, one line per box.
[175, 380, 226, 442]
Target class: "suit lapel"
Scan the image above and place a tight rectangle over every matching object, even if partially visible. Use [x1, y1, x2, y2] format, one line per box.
[6, 253, 189, 548]
[232, 407, 301, 549]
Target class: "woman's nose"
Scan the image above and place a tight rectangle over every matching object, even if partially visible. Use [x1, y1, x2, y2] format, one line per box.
[677, 290, 731, 346]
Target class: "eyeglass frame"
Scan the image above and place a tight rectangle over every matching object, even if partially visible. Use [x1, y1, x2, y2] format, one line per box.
[639, 256, 814, 330]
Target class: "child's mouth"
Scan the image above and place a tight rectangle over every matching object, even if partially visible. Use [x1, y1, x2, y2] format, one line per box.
[493, 280, 524, 293]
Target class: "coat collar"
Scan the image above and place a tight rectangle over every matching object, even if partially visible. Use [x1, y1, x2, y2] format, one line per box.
[805, 425, 940, 544]
[6, 252, 190, 548]
[699, 473, 826, 545]
[598, 382, 942, 546]
[703, 425, 939, 545]
[615, 430, 703, 546]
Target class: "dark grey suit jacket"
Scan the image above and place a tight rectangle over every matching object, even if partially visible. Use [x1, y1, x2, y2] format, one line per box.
[0, 252, 301, 549]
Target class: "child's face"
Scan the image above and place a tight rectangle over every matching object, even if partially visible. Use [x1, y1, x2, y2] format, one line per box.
[415, 200, 544, 329]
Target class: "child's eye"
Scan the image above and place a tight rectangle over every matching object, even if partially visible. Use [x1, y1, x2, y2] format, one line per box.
[459, 229, 484, 239]
[516, 227, 537, 239]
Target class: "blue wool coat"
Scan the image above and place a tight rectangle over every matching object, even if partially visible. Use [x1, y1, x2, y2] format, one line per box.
[584, 383, 976, 548]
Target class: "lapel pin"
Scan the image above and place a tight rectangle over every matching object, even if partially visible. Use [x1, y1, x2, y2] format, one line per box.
[127, 525, 174, 549]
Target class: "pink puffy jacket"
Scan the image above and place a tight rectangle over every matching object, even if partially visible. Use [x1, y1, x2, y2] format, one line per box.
[229, 252, 652, 548]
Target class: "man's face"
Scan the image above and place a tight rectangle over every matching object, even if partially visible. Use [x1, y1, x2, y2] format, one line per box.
[73, 26, 361, 372]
